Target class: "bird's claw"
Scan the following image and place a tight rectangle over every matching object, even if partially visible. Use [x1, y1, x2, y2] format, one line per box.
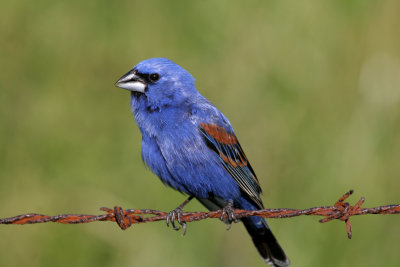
[166, 209, 180, 230]
[220, 201, 239, 230]
[165, 196, 193, 236]
[166, 208, 188, 235]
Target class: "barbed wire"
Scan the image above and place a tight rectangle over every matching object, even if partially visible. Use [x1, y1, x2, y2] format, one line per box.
[1, 190, 399, 239]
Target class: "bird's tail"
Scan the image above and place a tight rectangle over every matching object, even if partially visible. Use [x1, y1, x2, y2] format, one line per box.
[242, 217, 290, 267]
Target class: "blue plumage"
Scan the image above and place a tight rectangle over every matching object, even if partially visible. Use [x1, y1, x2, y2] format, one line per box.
[115, 58, 289, 267]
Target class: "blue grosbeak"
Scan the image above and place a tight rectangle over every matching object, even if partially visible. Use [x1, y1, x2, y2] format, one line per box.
[115, 58, 289, 266]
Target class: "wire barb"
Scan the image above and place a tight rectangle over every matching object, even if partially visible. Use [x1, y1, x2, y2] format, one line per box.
[1, 190, 399, 239]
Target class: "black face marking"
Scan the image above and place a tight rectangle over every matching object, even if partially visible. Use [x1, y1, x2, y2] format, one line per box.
[135, 70, 161, 84]
[131, 91, 143, 98]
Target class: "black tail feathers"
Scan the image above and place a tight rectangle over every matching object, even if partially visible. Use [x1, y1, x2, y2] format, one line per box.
[242, 218, 290, 267]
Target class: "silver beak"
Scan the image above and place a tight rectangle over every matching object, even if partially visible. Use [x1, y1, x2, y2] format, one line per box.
[115, 70, 147, 93]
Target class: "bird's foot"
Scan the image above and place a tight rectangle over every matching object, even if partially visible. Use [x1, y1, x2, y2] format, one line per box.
[166, 208, 184, 231]
[220, 200, 239, 230]
[166, 196, 193, 236]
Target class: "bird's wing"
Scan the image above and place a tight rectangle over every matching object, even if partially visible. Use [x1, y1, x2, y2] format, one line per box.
[199, 123, 264, 208]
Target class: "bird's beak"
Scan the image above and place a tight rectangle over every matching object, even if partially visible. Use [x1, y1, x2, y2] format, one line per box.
[115, 69, 147, 93]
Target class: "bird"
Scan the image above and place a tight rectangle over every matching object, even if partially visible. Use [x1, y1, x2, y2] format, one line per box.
[115, 58, 290, 266]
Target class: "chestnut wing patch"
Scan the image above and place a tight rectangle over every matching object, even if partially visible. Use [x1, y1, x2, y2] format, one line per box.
[199, 123, 263, 208]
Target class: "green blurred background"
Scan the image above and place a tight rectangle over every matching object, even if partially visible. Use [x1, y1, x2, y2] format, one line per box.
[1, 0, 399, 266]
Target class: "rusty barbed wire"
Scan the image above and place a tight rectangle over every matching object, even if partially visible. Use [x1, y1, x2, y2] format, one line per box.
[1, 190, 399, 239]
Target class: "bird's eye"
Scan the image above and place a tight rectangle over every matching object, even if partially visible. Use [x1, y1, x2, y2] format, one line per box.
[149, 73, 160, 82]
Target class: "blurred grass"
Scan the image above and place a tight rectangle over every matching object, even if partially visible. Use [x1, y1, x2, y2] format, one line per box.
[1, 0, 399, 266]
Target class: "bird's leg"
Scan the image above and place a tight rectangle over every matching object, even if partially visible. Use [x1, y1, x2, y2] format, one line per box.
[166, 196, 193, 235]
[220, 200, 239, 230]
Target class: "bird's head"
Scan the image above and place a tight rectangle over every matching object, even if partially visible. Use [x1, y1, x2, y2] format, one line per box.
[115, 58, 197, 110]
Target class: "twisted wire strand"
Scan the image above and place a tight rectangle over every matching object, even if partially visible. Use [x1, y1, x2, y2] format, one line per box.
[1, 190, 399, 238]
